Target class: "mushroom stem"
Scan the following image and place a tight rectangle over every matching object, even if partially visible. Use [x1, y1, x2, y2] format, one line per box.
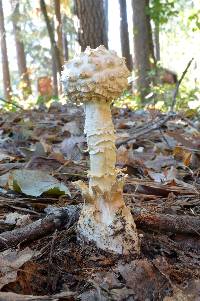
[84, 100, 125, 224]
[84, 100, 116, 193]
[76, 100, 140, 255]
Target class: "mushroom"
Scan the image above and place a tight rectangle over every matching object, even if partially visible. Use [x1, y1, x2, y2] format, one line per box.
[61, 45, 139, 255]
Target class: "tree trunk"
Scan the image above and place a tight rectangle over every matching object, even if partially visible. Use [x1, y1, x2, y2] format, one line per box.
[40, 0, 62, 75]
[132, 0, 153, 101]
[0, 0, 12, 101]
[63, 34, 69, 61]
[74, 0, 108, 51]
[154, 23, 160, 61]
[146, 6, 156, 65]
[54, 0, 64, 66]
[11, 0, 31, 96]
[119, 0, 133, 71]
[104, 0, 109, 43]
[52, 48, 58, 96]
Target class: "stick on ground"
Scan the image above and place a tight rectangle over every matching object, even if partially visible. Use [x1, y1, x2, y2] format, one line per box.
[132, 207, 200, 235]
[0, 205, 80, 250]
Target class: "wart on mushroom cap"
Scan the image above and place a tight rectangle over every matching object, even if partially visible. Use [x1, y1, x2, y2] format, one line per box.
[62, 45, 139, 255]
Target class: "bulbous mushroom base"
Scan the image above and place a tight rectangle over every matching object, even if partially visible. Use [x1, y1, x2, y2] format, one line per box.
[77, 194, 139, 255]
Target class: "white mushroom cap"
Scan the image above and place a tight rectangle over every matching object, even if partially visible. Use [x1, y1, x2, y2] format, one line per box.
[61, 45, 130, 104]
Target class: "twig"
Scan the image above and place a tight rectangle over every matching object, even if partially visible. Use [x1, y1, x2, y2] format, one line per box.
[53, 172, 87, 179]
[0, 97, 24, 110]
[116, 113, 175, 148]
[2, 203, 41, 215]
[159, 128, 172, 149]
[170, 58, 194, 112]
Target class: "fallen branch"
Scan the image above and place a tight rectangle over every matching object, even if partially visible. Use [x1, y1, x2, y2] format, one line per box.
[132, 207, 200, 235]
[170, 58, 194, 112]
[116, 113, 174, 147]
[0, 205, 80, 250]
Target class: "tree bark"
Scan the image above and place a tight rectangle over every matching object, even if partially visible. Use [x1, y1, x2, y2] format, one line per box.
[63, 34, 69, 61]
[119, 0, 133, 71]
[104, 0, 109, 43]
[0, 0, 12, 101]
[74, 0, 108, 51]
[54, 0, 64, 66]
[132, 0, 153, 101]
[40, 0, 62, 75]
[154, 23, 160, 61]
[52, 49, 58, 96]
[11, 0, 31, 96]
[146, 6, 156, 65]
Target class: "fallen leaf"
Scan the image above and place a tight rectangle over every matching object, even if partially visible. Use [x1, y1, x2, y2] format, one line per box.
[19, 142, 46, 161]
[0, 248, 36, 290]
[61, 136, 85, 160]
[145, 155, 177, 172]
[88, 260, 171, 301]
[0, 173, 9, 187]
[173, 146, 192, 166]
[148, 171, 166, 183]
[164, 280, 200, 301]
[62, 120, 82, 136]
[4, 212, 31, 227]
[8, 170, 71, 197]
[25, 156, 61, 171]
[0, 152, 15, 162]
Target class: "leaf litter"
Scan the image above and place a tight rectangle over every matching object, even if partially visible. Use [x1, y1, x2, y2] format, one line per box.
[0, 104, 200, 300]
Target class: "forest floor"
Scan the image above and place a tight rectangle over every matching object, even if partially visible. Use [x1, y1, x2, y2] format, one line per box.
[0, 103, 200, 300]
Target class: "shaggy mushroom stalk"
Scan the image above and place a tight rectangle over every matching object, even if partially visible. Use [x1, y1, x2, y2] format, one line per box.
[62, 46, 139, 255]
